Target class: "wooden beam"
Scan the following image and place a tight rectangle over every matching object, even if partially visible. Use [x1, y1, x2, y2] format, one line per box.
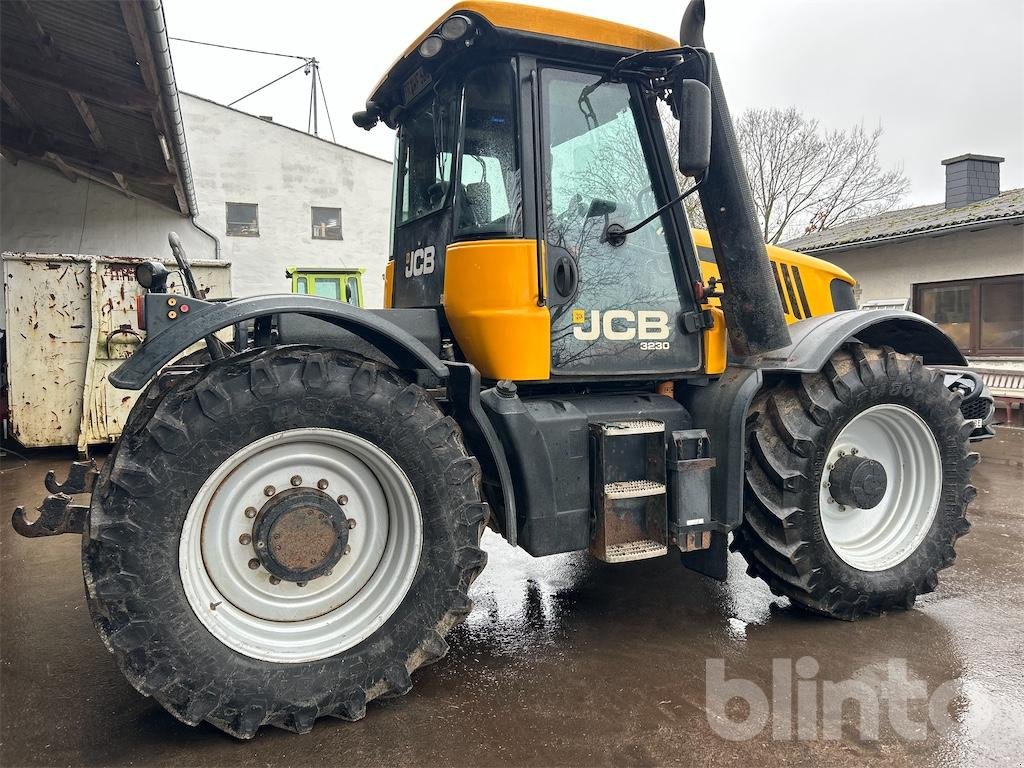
[43, 151, 78, 182]
[118, 0, 189, 216]
[118, 0, 161, 96]
[2, 126, 177, 184]
[0, 81, 34, 127]
[60, 159, 140, 200]
[8, 1, 61, 62]
[169, 181, 188, 215]
[68, 92, 105, 150]
[1, 58, 159, 113]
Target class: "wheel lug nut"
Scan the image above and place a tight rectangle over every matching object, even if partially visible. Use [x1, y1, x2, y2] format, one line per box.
[264, 485, 276, 497]
[244, 506, 257, 518]
[850, 448, 858, 455]
[824, 482, 830, 489]
[317, 479, 329, 490]
[269, 576, 281, 585]
[296, 581, 307, 588]
[248, 558, 260, 570]
[348, 518, 357, 529]
[337, 494, 348, 506]
[344, 545, 351, 555]
[290, 475, 303, 486]
[239, 533, 252, 545]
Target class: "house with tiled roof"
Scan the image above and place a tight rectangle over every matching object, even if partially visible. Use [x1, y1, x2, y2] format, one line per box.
[783, 154, 1024, 378]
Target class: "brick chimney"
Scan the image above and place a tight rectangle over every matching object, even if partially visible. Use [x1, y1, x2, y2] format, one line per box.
[942, 153, 1004, 208]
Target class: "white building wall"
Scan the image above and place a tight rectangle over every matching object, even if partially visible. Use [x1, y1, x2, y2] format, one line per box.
[825, 223, 1024, 368]
[182, 94, 393, 307]
[825, 224, 1024, 305]
[0, 159, 214, 319]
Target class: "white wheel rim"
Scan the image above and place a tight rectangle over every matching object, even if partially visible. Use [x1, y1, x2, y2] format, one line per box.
[179, 428, 422, 663]
[819, 404, 941, 572]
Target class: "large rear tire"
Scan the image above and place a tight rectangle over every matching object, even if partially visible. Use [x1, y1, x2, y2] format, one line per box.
[733, 343, 978, 620]
[83, 347, 488, 737]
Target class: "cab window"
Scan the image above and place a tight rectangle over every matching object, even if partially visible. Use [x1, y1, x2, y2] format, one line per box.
[455, 61, 522, 237]
[288, 268, 364, 307]
[395, 85, 459, 225]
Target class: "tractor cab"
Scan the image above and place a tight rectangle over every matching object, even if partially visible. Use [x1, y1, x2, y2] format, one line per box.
[356, 3, 712, 382]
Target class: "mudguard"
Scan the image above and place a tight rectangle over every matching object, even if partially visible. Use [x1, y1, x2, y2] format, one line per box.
[748, 309, 968, 371]
[110, 294, 448, 390]
[683, 309, 969, 570]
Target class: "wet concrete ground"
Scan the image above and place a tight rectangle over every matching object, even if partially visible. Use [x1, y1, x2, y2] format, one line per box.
[1, 430, 1022, 767]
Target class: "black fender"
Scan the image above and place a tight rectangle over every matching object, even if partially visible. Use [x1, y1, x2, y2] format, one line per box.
[750, 309, 968, 371]
[445, 363, 517, 547]
[683, 309, 968, 567]
[110, 294, 448, 390]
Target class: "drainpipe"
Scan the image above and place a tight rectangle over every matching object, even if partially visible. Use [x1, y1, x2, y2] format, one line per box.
[190, 216, 222, 260]
[139, 0, 221, 260]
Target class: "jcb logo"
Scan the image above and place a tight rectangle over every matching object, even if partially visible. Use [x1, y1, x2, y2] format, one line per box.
[404, 246, 436, 277]
[572, 309, 671, 341]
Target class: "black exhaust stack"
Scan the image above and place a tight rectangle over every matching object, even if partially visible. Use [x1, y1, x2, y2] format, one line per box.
[680, 0, 791, 357]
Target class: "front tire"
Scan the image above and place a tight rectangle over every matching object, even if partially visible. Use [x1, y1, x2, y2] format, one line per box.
[83, 348, 489, 737]
[733, 343, 978, 620]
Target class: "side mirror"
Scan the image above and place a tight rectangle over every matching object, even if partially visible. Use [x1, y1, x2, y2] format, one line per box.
[674, 78, 712, 177]
[585, 198, 617, 219]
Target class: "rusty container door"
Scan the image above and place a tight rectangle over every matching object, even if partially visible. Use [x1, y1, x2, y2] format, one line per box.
[3, 253, 231, 450]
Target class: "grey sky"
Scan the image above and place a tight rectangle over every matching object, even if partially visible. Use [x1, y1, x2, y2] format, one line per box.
[164, 0, 1024, 207]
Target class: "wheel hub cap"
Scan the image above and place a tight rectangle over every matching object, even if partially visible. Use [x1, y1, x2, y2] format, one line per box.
[253, 488, 350, 582]
[828, 454, 887, 510]
[178, 427, 422, 663]
[819, 403, 942, 572]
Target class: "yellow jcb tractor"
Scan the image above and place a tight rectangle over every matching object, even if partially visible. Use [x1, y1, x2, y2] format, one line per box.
[14, 0, 992, 739]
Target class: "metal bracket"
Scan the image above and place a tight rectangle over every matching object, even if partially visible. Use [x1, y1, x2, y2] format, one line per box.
[681, 309, 715, 333]
[44, 460, 98, 495]
[12, 493, 89, 537]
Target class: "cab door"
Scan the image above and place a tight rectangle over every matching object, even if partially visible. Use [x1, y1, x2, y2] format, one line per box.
[538, 67, 702, 377]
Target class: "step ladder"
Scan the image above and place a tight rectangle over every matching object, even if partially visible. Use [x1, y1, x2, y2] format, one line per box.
[589, 420, 669, 563]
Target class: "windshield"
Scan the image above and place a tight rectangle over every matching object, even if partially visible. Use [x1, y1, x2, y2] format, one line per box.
[395, 85, 459, 225]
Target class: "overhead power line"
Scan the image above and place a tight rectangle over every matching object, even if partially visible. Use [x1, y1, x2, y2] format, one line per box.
[169, 36, 309, 61]
[228, 61, 309, 107]
[170, 35, 335, 141]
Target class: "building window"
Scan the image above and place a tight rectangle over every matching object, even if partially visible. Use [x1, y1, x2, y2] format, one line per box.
[311, 206, 343, 240]
[226, 202, 259, 237]
[914, 274, 1023, 355]
[288, 268, 364, 306]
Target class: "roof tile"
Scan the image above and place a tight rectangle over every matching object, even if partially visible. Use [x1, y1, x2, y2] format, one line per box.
[782, 188, 1024, 253]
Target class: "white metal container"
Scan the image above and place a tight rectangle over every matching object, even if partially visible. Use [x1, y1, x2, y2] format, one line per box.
[3, 252, 231, 451]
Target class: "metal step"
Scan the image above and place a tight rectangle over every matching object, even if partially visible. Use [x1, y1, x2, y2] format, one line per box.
[604, 479, 666, 499]
[598, 419, 665, 437]
[599, 539, 669, 563]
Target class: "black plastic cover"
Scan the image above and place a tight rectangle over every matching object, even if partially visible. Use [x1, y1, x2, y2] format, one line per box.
[481, 391, 690, 556]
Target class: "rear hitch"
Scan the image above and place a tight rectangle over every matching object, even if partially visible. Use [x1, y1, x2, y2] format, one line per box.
[44, 460, 99, 495]
[12, 460, 97, 537]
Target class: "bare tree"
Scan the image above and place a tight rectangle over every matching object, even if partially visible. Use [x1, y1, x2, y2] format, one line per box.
[735, 107, 908, 243]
